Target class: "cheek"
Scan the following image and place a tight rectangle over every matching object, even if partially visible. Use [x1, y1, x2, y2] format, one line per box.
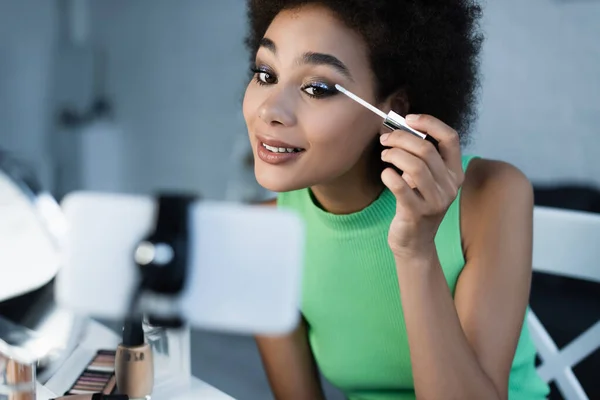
[304, 107, 379, 153]
[242, 84, 258, 127]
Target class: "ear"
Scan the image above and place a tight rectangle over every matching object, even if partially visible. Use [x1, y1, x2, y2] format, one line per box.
[377, 88, 410, 136]
[391, 88, 410, 116]
[380, 88, 410, 117]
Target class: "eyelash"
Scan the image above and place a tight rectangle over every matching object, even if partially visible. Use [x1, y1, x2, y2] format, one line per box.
[249, 66, 338, 99]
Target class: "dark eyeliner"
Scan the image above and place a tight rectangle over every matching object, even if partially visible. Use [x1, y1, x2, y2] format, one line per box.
[249, 64, 264, 74]
[302, 81, 338, 99]
[250, 64, 276, 85]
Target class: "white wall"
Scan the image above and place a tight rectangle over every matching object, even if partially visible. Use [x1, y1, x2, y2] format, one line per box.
[470, 0, 600, 187]
[0, 0, 58, 190]
[89, 0, 254, 200]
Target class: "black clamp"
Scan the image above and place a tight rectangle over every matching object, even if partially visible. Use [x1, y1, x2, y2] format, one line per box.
[132, 193, 198, 328]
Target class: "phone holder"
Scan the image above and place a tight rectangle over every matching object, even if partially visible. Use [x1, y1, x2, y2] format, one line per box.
[132, 194, 198, 328]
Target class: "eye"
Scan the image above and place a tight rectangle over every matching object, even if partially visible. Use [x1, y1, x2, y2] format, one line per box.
[302, 82, 337, 99]
[257, 71, 276, 84]
[251, 66, 277, 85]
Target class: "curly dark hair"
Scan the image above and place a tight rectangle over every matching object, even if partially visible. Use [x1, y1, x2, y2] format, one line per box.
[245, 0, 484, 143]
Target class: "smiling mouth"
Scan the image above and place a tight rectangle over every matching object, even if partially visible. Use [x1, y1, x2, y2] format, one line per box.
[261, 143, 305, 153]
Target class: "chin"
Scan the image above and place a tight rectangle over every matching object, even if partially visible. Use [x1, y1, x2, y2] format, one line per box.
[254, 165, 310, 193]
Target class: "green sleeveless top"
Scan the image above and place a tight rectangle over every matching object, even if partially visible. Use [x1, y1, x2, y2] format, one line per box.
[277, 155, 549, 400]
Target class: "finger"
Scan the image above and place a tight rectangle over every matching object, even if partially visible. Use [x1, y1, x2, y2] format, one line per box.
[381, 166, 420, 210]
[404, 114, 462, 176]
[381, 148, 441, 203]
[380, 130, 453, 192]
[401, 172, 417, 189]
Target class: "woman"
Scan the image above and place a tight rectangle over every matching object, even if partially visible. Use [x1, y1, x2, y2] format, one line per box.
[242, 1, 550, 399]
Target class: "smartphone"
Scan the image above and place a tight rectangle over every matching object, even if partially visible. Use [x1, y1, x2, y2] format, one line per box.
[56, 192, 305, 335]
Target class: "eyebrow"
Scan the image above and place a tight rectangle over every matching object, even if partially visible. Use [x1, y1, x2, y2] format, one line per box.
[259, 37, 277, 54]
[300, 52, 354, 81]
[258, 37, 354, 81]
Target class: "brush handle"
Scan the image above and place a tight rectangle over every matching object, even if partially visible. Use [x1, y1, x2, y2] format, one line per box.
[382, 111, 440, 176]
[424, 134, 440, 151]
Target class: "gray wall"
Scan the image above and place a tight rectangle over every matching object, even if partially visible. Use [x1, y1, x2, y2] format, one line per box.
[89, 0, 251, 199]
[2, 0, 599, 197]
[0, 0, 58, 189]
[90, 0, 600, 195]
[469, 0, 600, 186]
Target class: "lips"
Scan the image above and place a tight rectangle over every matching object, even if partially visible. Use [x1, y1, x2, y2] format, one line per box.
[255, 136, 305, 165]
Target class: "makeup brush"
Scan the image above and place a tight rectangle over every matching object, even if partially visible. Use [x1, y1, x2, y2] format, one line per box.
[334, 84, 439, 150]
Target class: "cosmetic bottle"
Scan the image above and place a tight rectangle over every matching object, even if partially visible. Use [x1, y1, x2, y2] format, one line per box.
[142, 317, 191, 397]
[0, 356, 35, 400]
[114, 317, 153, 400]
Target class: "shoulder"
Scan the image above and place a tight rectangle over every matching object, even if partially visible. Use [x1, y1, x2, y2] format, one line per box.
[460, 158, 534, 255]
[462, 157, 533, 204]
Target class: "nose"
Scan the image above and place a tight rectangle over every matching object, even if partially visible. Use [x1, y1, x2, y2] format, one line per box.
[258, 88, 297, 127]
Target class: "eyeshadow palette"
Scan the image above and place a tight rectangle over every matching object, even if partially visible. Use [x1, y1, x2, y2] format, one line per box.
[64, 350, 117, 396]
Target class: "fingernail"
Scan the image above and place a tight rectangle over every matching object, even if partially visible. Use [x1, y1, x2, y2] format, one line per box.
[406, 114, 420, 122]
[381, 149, 388, 158]
[380, 133, 390, 142]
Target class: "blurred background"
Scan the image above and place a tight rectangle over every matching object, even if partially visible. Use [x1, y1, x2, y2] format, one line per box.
[0, 0, 598, 399]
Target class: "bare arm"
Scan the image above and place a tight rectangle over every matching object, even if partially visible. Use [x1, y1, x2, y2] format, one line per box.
[395, 160, 534, 399]
[256, 198, 277, 207]
[256, 198, 325, 400]
[256, 318, 325, 400]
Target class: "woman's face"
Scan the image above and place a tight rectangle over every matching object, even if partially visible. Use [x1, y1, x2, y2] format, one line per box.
[243, 5, 384, 193]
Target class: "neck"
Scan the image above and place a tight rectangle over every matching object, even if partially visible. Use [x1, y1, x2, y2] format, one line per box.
[310, 147, 384, 215]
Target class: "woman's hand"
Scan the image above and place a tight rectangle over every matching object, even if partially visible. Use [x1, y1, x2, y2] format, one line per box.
[380, 114, 464, 260]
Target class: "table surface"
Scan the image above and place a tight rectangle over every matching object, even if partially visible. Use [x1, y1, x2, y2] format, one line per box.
[40, 319, 234, 400]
